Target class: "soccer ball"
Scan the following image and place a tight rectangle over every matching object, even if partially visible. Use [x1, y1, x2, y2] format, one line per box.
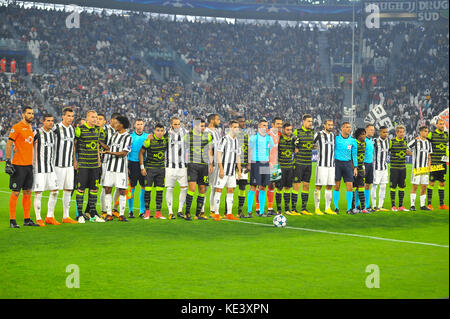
[273, 214, 286, 228]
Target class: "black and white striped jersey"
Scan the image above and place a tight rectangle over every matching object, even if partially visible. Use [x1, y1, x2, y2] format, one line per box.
[408, 138, 433, 169]
[373, 137, 389, 171]
[53, 122, 75, 168]
[102, 124, 116, 164]
[204, 127, 222, 165]
[314, 130, 335, 167]
[105, 131, 132, 174]
[217, 134, 241, 176]
[166, 128, 188, 169]
[33, 127, 56, 173]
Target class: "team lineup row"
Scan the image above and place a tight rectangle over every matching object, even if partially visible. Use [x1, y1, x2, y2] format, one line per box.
[4, 107, 449, 228]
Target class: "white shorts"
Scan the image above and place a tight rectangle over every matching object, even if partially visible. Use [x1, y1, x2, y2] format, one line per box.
[215, 175, 237, 189]
[165, 167, 188, 188]
[411, 171, 429, 185]
[54, 166, 74, 190]
[373, 169, 388, 185]
[209, 166, 219, 189]
[33, 172, 58, 192]
[102, 171, 128, 189]
[315, 166, 335, 186]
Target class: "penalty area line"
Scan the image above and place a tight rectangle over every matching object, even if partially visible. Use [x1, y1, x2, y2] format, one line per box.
[221, 219, 450, 249]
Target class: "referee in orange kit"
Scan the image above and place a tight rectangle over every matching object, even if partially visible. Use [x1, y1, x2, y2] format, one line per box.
[5, 107, 40, 228]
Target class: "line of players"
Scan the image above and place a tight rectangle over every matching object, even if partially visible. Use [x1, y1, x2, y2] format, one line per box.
[4, 107, 449, 228]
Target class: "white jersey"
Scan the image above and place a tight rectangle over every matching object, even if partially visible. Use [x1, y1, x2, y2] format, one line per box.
[373, 137, 389, 171]
[314, 130, 335, 167]
[166, 127, 188, 169]
[204, 127, 222, 165]
[105, 131, 132, 174]
[408, 138, 433, 169]
[33, 127, 56, 174]
[53, 122, 75, 168]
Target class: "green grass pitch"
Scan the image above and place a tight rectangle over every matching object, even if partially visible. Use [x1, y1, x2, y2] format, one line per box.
[0, 161, 448, 299]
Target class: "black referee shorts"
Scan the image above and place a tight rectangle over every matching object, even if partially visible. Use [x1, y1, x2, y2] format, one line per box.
[335, 160, 354, 183]
[390, 168, 406, 189]
[364, 162, 374, 184]
[293, 164, 312, 183]
[250, 162, 270, 187]
[9, 165, 33, 192]
[144, 168, 165, 188]
[187, 163, 209, 186]
[276, 167, 294, 189]
[77, 167, 100, 191]
[129, 161, 145, 188]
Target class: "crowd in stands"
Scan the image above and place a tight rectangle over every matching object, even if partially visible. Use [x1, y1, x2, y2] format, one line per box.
[0, 4, 448, 139]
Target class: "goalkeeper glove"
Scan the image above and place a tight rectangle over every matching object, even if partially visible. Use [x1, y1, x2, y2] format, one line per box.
[5, 159, 15, 175]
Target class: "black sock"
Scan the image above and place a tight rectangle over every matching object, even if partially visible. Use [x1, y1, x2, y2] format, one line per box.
[352, 190, 356, 209]
[195, 195, 204, 216]
[390, 190, 396, 207]
[144, 190, 151, 210]
[438, 188, 444, 206]
[185, 193, 193, 215]
[284, 192, 291, 212]
[76, 192, 84, 217]
[291, 192, 298, 212]
[427, 187, 433, 205]
[399, 190, 405, 207]
[275, 192, 282, 212]
[358, 191, 365, 208]
[301, 192, 309, 211]
[88, 192, 98, 216]
[238, 196, 245, 213]
[156, 190, 163, 211]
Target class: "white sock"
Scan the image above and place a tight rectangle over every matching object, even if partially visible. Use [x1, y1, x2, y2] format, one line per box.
[226, 193, 233, 215]
[201, 186, 208, 213]
[178, 188, 187, 213]
[213, 191, 222, 214]
[371, 185, 378, 208]
[119, 195, 126, 216]
[410, 193, 416, 207]
[105, 193, 113, 216]
[420, 194, 426, 207]
[47, 191, 58, 218]
[166, 187, 174, 215]
[34, 193, 42, 220]
[325, 189, 332, 210]
[100, 188, 106, 212]
[379, 184, 387, 209]
[113, 189, 119, 210]
[314, 189, 320, 210]
[62, 191, 72, 219]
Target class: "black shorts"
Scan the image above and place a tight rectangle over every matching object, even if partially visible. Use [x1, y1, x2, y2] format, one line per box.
[293, 164, 312, 183]
[390, 168, 406, 189]
[250, 162, 270, 187]
[144, 168, 165, 188]
[429, 164, 447, 183]
[276, 167, 294, 189]
[77, 167, 100, 191]
[129, 161, 145, 187]
[187, 163, 209, 186]
[353, 171, 365, 189]
[364, 162, 374, 184]
[9, 165, 33, 191]
[335, 160, 354, 183]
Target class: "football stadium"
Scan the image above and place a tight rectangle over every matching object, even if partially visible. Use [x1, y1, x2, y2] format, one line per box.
[0, 0, 448, 303]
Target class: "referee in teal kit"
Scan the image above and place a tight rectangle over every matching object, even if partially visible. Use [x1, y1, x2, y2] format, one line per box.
[332, 122, 358, 214]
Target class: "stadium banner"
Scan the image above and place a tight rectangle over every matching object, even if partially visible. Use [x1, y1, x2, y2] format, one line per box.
[363, 0, 449, 22]
[364, 104, 395, 131]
